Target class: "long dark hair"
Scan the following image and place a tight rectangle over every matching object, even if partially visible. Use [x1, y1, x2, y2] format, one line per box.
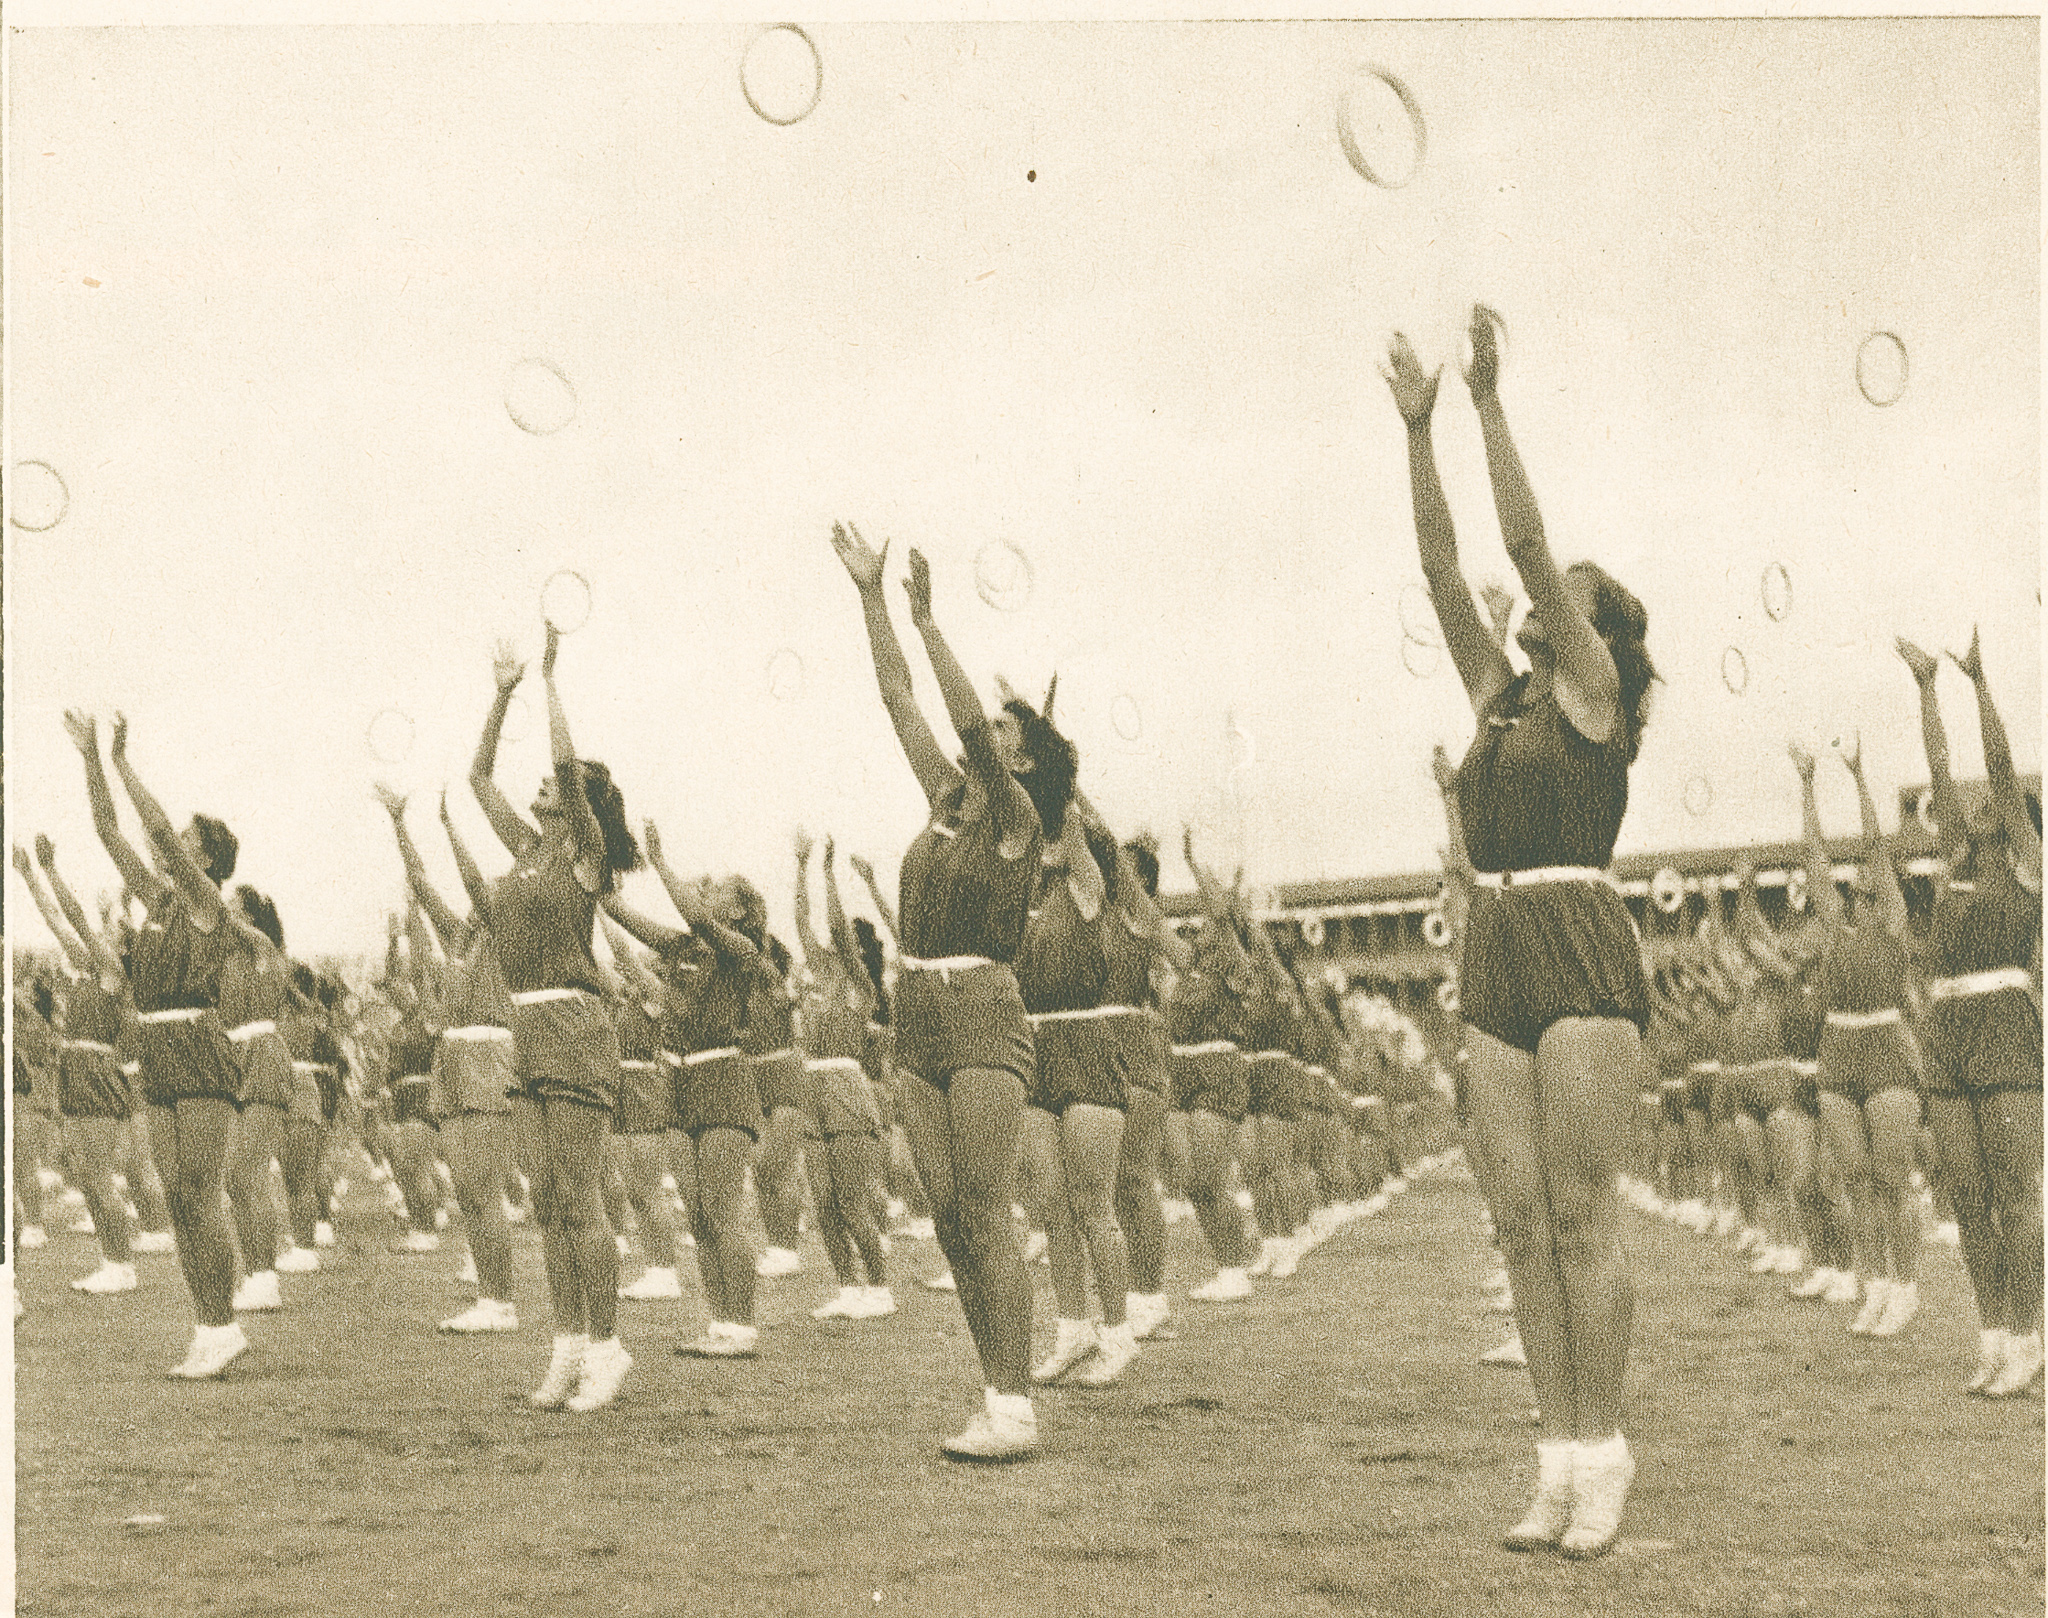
[1123, 833, 1161, 898]
[235, 885, 283, 950]
[192, 814, 239, 886]
[851, 915, 889, 1026]
[1003, 691, 1079, 841]
[1568, 562, 1656, 764]
[576, 760, 641, 878]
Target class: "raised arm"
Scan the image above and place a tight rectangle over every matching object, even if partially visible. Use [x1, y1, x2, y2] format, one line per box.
[1840, 736, 1907, 939]
[598, 890, 689, 955]
[1382, 331, 1514, 716]
[13, 844, 97, 978]
[106, 714, 225, 924]
[1183, 827, 1254, 982]
[35, 837, 126, 984]
[437, 790, 494, 924]
[1896, 638, 1967, 870]
[903, 548, 1037, 851]
[829, 521, 961, 808]
[848, 854, 900, 945]
[1731, 861, 1796, 979]
[1431, 743, 1476, 946]
[642, 823, 764, 969]
[1954, 629, 2042, 891]
[820, 839, 861, 968]
[62, 710, 163, 903]
[1790, 743, 1845, 931]
[600, 910, 666, 1002]
[790, 828, 825, 969]
[540, 624, 608, 893]
[469, 640, 542, 858]
[1072, 792, 1191, 971]
[1462, 309, 1619, 744]
[375, 784, 466, 953]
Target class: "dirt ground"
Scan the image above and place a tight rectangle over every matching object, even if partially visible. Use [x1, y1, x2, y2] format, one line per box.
[14, 1162, 2043, 1618]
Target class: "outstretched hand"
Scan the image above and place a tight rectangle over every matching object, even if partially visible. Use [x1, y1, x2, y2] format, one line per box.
[849, 852, 876, 885]
[1478, 581, 1516, 649]
[1950, 626, 1984, 682]
[822, 836, 836, 869]
[1836, 731, 1863, 776]
[793, 826, 814, 866]
[373, 782, 408, 819]
[1430, 744, 1459, 793]
[1461, 304, 1501, 399]
[492, 640, 526, 694]
[1379, 333, 1441, 426]
[829, 521, 888, 592]
[542, 620, 561, 680]
[1894, 637, 1938, 685]
[62, 709, 98, 756]
[642, 820, 665, 866]
[903, 548, 934, 627]
[1787, 741, 1816, 779]
[11, 845, 31, 879]
[110, 712, 130, 762]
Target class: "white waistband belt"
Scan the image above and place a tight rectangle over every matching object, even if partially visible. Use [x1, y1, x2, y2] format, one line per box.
[1826, 1007, 1903, 1029]
[1306, 1066, 1330, 1079]
[1248, 1050, 1292, 1063]
[444, 1024, 514, 1043]
[619, 1059, 662, 1073]
[661, 1050, 684, 1067]
[749, 1047, 799, 1061]
[228, 1019, 277, 1042]
[1945, 880, 1977, 894]
[62, 1038, 118, 1055]
[1171, 1040, 1238, 1057]
[1791, 1060, 1820, 1077]
[139, 1007, 207, 1024]
[1475, 866, 1614, 890]
[395, 1074, 432, 1085]
[1927, 968, 2032, 1001]
[1688, 1061, 1723, 1075]
[120, 1061, 140, 1076]
[291, 1061, 335, 1075]
[900, 955, 997, 978]
[1029, 1005, 1138, 1023]
[1721, 1058, 1798, 1076]
[511, 987, 589, 1006]
[684, 1046, 742, 1065]
[805, 1056, 866, 1073]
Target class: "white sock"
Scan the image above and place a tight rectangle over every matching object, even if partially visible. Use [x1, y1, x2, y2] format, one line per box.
[987, 1389, 1035, 1425]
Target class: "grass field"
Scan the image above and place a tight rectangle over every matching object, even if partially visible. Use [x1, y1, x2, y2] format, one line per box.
[13, 1162, 2043, 1618]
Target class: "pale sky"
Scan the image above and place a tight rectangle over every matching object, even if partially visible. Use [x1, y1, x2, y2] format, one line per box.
[6, 16, 2039, 958]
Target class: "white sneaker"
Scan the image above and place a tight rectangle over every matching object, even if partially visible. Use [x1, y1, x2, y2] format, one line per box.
[57, 1186, 87, 1210]
[232, 1270, 283, 1313]
[1269, 1235, 1303, 1279]
[1849, 1278, 1891, 1335]
[72, 1261, 138, 1295]
[1747, 1243, 1782, 1275]
[899, 1217, 936, 1242]
[855, 1286, 897, 1318]
[1986, 1330, 2044, 1397]
[274, 1246, 320, 1274]
[1820, 1268, 1860, 1305]
[1247, 1239, 1279, 1279]
[440, 1298, 519, 1333]
[169, 1322, 250, 1379]
[1161, 1198, 1196, 1226]
[132, 1230, 176, 1255]
[620, 1266, 684, 1302]
[1560, 1434, 1635, 1559]
[501, 1196, 526, 1226]
[456, 1254, 479, 1285]
[811, 1286, 862, 1320]
[1711, 1205, 1739, 1239]
[19, 1225, 47, 1250]
[1932, 1220, 1962, 1249]
[1734, 1226, 1763, 1256]
[1126, 1293, 1171, 1341]
[1503, 1440, 1577, 1551]
[755, 1246, 803, 1278]
[434, 1207, 451, 1232]
[941, 1399, 1038, 1462]
[313, 1221, 336, 1249]
[1480, 1333, 1528, 1369]
[1021, 1231, 1049, 1266]
[1789, 1265, 1832, 1299]
[397, 1230, 441, 1254]
[678, 1321, 759, 1358]
[922, 1270, 957, 1293]
[1072, 1321, 1139, 1387]
[530, 1335, 588, 1407]
[1189, 1268, 1251, 1303]
[1869, 1280, 1919, 1339]
[565, 1337, 633, 1412]
[1232, 1187, 1255, 1211]
[1032, 1318, 1099, 1384]
[68, 1212, 98, 1235]
[1966, 1328, 2009, 1394]
[1770, 1245, 1805, 1276]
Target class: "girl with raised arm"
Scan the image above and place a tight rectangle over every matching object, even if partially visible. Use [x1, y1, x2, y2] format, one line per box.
[64, 710, 263, 1378]
[830, 522, 1044, 1460]
[217, 884, 301, 1311]
[738, 884, 813, 1283]
[598, 910, 688, 1305]
[1794, 737, 1925, 1341]
[793, 830, 895, 1320]
[1383, 307, 1655, 1556]
[467, 627, 642, 1411]
[13, 838, 139, 1293]
[1900, 632, 2043, 1395]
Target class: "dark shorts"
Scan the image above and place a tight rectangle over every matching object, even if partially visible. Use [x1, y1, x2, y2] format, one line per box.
[1027, 1011, 1130, 1116]
[1723, 1058, 1798, 1124]
[232, 1028, 296, 1112]
[673, 1047, 763, 1141]
[894, 963, 1036, 1094]
[810, 1057, 884, 1137]
[751, 1049, 818, 1119]
[392, 1075, 437, 1127]
[1817, 1017, 1922, 1107]
[1924, 990, 2043, 1097]
[1246, 1052, 1299, 1122]
[59, 1043, 132, 1121]
[1684, 1065, 1719, 1118]
[139, 1011, 243, 1109]
[1169, 1042, 1249, 1123]
[616, 1059, 674, 1136]
[287, 1062, 328, 1128]
[1461, 880, 1649, 1056]
[1108, 1008, 1170, 1097]
[433, 1028, 516, 1117]
[509, 991, 623, 1114]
